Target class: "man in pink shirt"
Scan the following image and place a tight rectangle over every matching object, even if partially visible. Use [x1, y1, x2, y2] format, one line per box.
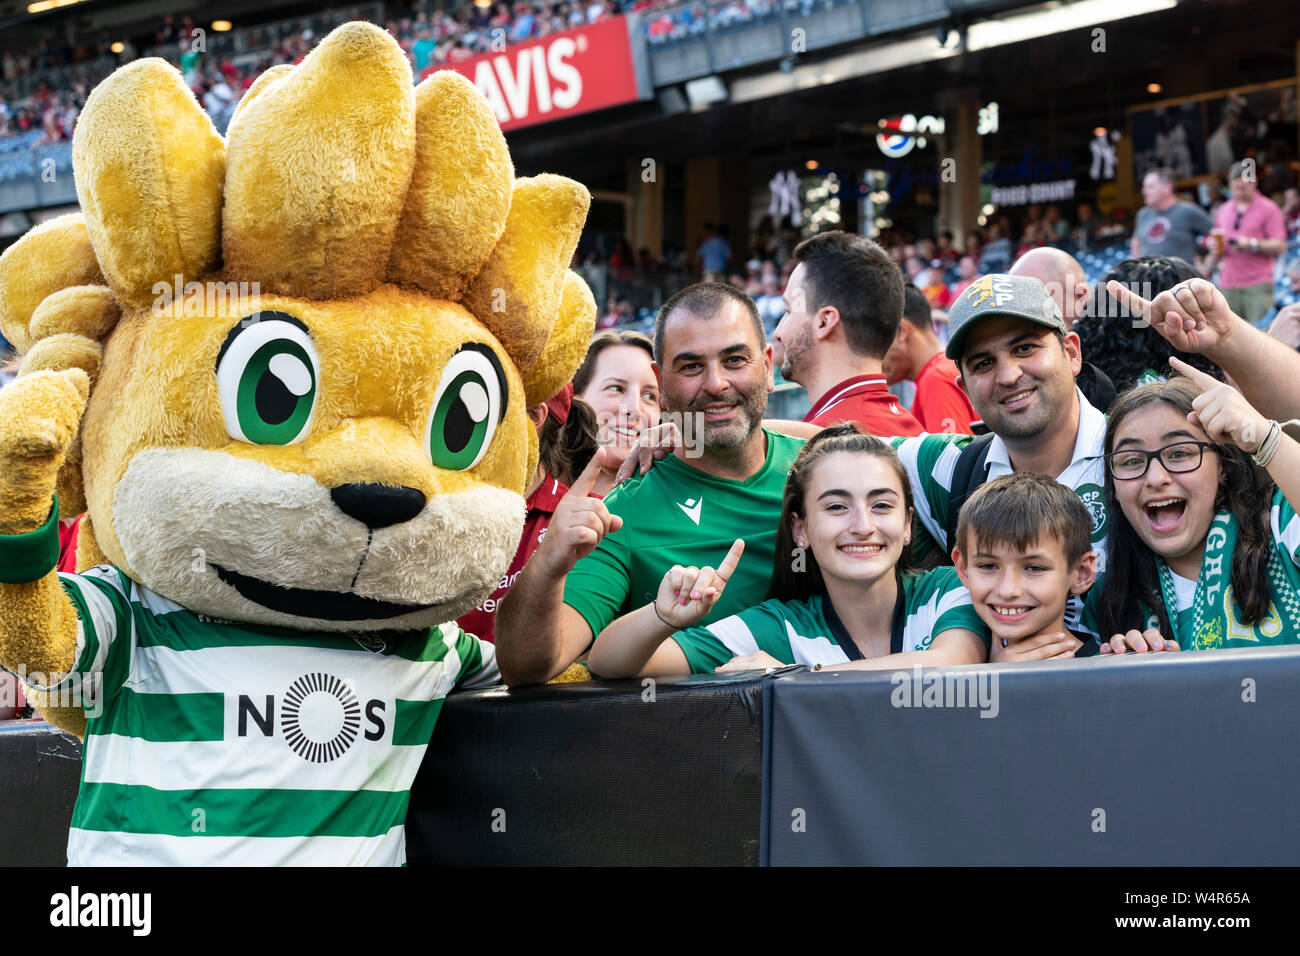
[1210, 162, 1287, 324]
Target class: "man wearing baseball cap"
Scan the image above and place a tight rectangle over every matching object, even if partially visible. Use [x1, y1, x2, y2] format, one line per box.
[889, 273, 1110, 650]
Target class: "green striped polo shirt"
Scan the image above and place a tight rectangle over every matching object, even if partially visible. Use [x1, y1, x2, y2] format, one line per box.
[26, 565, 499, 866]
[670, 566, 989, 672]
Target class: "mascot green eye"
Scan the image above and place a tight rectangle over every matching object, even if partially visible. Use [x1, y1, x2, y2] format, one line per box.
[427, 344, 507, 471]
[216, 313, 320, 445]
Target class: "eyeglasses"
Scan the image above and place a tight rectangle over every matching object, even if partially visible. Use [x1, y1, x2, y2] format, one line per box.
[1106, 440, 1217, 480]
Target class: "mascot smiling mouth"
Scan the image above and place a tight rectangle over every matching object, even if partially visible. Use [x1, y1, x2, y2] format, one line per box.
[110, 446, 528, 633]
[211, 563, 439, 621]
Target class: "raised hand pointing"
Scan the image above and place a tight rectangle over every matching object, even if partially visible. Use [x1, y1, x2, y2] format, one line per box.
[535, 445, 624, 578]
[1106, 277, 1240, 356]
[1168, 355, 1269, 452]
[652, 537, 745, 630]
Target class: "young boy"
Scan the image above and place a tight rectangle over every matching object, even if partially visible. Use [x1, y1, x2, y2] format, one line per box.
[951, 473, 1100, 660]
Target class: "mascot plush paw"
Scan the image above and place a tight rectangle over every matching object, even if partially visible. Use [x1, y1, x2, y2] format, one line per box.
[0, 21, 595, 865]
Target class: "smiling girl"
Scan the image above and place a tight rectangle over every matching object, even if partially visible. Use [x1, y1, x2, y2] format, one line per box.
[1086, 358, 1300, 652]
[586, 425, 990, 677]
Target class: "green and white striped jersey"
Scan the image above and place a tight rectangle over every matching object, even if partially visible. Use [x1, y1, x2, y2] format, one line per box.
[670, 567, 989, 672]
[27, 566, 499, 866]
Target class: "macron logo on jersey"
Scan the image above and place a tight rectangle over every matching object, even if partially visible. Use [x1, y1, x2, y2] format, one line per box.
[677, 496, 703, 525]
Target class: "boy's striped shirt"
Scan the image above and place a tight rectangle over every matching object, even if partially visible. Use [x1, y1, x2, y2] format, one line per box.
[25, 565, 498, 866]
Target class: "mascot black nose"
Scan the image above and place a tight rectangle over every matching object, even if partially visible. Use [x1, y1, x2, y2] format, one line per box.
[330, 483, 427, 530]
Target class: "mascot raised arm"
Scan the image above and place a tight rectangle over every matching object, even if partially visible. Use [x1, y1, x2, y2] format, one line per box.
[0, 21, 595, 865]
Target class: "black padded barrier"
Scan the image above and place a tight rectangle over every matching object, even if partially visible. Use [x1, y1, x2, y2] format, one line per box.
[406, 673, 767, 865]
[0, 723, 81, 866]
[1, 673, 766, 867]
[762, 646, 1300, 865]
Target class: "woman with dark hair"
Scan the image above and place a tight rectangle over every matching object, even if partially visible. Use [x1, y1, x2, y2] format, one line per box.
[587, 425, 989, 676]
[1084, 360, 1300, 652]
[1076, 256, 1223, 392]
[572, 329, 660, 498]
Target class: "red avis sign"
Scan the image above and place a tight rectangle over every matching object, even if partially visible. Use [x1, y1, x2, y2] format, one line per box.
[425, 17, 641, 131]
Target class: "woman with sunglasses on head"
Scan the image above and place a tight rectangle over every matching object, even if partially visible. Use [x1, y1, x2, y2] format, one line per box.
[587, 425, 990, 678]
[1083, 357, 1300, 654]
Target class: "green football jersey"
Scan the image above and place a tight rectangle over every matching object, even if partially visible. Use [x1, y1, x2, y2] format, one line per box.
[564, 429, 805, 637]
[671, 566, 989, 673]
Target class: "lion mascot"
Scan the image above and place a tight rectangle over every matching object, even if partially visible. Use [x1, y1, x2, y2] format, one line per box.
[0, 21, 595, 865]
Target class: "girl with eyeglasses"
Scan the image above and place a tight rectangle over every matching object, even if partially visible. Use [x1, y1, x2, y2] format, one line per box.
[1083, 358, 1300, 653]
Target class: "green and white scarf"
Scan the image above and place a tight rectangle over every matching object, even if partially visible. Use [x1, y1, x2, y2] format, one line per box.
[1154, 509, 1295, 649]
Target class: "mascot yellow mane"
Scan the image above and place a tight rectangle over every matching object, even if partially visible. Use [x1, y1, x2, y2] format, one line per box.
[0, 22, 594, 863]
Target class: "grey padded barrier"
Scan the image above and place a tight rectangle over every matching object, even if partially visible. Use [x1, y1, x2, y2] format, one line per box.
[763, 646, 1300, 865]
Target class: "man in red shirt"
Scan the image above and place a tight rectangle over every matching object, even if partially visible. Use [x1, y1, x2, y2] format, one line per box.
[772, 230, 924, 436]
[883, 285, 978, 434]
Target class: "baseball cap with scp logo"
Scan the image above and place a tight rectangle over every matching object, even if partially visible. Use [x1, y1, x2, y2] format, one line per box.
[945, 273, 1067, 363]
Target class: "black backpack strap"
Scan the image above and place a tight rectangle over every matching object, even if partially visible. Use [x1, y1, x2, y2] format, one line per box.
[944, 433, 996, 556]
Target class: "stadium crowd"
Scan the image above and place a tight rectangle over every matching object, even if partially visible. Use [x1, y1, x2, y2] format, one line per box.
[0, 0, 693, 140]
[587, 178, 1300, 352]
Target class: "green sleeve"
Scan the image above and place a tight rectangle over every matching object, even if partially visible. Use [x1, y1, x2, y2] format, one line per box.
[671, 623, 737, 674]
[20, 565, 130, 706]
[671, 600, 794, 674]
[60, 567, 134, 703]
[933, 600, 991, 649]
[452, 626, 501, 690]
[1076, 570, 1107, 639]
[926, 567, 990, 648]
[563, 525, 633, 640]
[891, 433, 970, 562]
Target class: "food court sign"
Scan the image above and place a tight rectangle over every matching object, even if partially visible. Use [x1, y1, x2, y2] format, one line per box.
[989, 179, 1077, 205]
